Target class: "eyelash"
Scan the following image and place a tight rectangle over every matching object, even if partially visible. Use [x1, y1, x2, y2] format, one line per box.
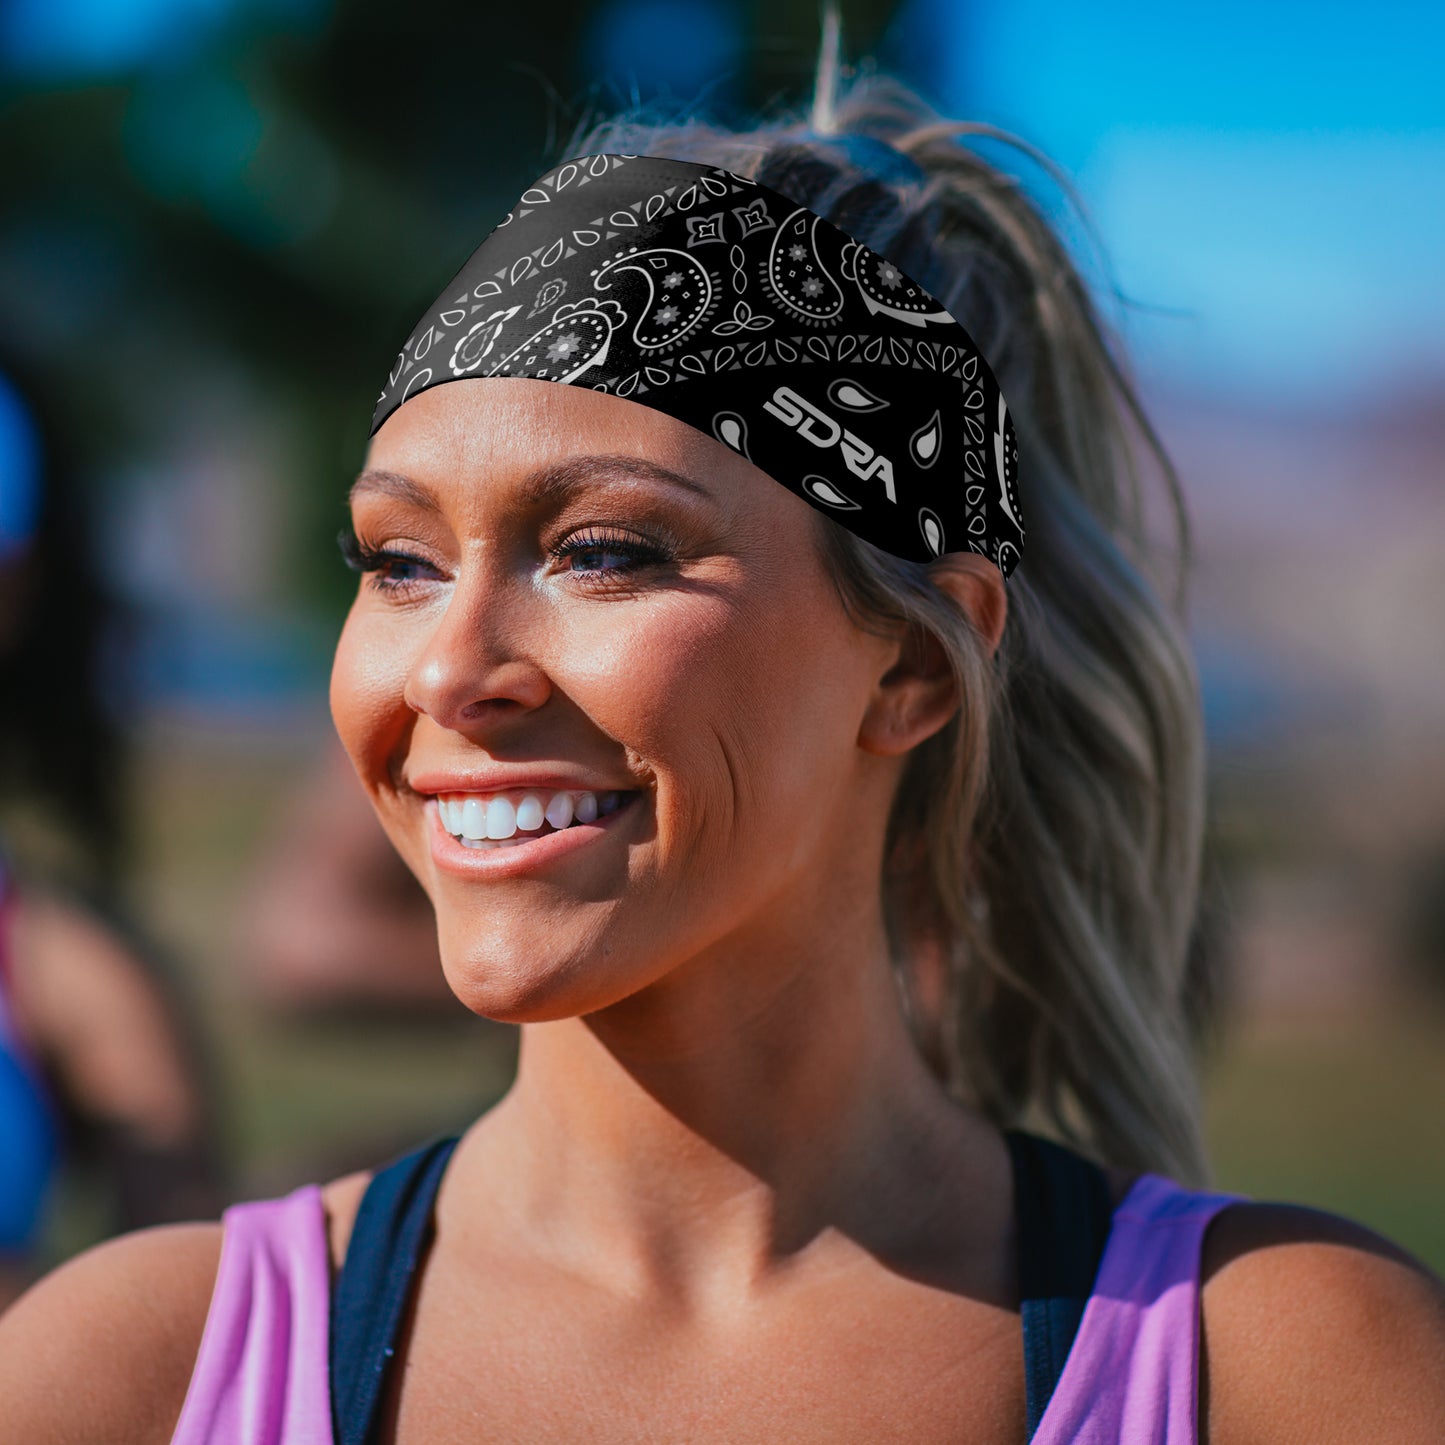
[550, 526, 676, 583]
[336, 525, 674, 595]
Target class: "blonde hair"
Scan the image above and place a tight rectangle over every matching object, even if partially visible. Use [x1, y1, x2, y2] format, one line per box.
[562, 18, 1214, 1185]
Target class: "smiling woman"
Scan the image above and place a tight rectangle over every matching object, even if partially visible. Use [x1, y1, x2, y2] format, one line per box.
[3, 20, 1445, 1445]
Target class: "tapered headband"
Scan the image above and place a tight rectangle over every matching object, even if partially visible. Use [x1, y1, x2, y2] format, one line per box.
[372, 152, 1024, 575]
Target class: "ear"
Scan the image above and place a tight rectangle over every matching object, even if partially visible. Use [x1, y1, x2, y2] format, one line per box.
[929, 552, 1007, 658]
[856, 553, 1006, 760]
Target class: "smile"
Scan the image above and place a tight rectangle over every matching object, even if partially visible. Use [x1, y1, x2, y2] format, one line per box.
[436, 787, 635, 847]
[428, 789, 643, 877]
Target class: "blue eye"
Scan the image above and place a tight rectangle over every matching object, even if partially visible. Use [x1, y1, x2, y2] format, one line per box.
[337, 528, 439, 596]
[374, 554, 434, 587]
[337, 524, 676, 597]
[548, 528, 672, 584]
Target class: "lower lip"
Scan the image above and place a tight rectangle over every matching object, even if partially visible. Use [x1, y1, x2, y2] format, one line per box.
[428, 794, 643, 879]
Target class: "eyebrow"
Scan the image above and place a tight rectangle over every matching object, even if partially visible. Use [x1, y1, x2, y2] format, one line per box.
[348, 453, 716, 511]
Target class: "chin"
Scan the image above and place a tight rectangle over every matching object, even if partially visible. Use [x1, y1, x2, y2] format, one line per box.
[438, 943, 651, 1025]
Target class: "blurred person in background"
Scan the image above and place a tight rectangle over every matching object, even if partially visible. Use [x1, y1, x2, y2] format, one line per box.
[3, 21, 1444, 1442]
[0, 355, 226, 1310]
[237, 731, 452, 1013]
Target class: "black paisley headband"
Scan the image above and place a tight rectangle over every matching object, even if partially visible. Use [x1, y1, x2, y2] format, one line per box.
[372, 151, 1024, 576]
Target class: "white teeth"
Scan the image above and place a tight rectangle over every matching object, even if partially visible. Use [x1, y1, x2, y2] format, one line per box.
[439, 787, 626, 842]
[485, 796, 517, 840]
[460, 797, 488, 840]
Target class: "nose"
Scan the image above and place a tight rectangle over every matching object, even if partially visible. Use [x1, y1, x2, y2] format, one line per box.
[402, 568, 551, 730]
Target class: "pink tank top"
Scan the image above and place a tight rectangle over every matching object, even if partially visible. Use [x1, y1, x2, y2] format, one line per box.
[170, 1172, 1243, 1444]
[169, 1185, 333, 1445]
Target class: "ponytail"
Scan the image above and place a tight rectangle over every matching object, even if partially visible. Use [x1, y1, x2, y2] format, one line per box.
[563, 40, 1214, 1185]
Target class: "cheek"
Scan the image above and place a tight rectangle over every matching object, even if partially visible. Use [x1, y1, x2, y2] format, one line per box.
[581, 588, 859, 843]
[329, 603, 416, 778]
[579, 592, 760, 768]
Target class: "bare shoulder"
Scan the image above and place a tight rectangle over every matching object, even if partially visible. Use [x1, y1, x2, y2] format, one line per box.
[321, 1168, 374, 1270]
[1199, 1199, 1445, 1445]
[0, 1220, 223, 1444]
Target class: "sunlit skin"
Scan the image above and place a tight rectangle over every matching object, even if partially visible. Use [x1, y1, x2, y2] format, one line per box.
[326, 375, 1043, 1436]
[4, 377, 1444, 1444]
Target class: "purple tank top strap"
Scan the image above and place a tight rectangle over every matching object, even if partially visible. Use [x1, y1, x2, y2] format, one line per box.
[170, 1184, 334, 1445]
[1032, 1172, 1246, 1445]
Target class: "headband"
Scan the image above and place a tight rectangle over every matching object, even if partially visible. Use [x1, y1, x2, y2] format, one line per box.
[371, 151, 1024, 575]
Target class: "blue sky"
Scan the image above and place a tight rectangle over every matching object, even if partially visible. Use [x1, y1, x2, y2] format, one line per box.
[6, 0, 1443, 408]
[884, 0, 1445, 406]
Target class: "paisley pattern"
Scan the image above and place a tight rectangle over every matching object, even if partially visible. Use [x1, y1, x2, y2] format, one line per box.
[767, 209, 846, 324]
[372, 153, 1024, 575]
[840, 240, 957, 329]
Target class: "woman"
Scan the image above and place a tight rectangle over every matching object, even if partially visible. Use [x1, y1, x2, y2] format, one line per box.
[3, 59, 1443, 1444]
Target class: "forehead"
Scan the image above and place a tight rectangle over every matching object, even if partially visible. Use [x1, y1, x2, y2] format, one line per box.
[362, 377, 751, 507]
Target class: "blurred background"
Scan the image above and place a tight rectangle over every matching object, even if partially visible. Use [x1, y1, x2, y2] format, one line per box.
[1, 0, 1442, 1282]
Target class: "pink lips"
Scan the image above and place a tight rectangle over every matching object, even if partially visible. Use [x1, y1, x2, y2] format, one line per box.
[408, 768, 632, 797]
[427, 791, 641, 879]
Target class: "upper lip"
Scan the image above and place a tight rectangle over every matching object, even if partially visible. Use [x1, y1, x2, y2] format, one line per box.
[407, 768, 640, 797]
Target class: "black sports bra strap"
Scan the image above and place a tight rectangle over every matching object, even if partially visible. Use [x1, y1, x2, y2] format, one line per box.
[1003, 1128, 1116, 1441]
[327, 1127, 1110, 1445]
[330, 1133, 461, 1445]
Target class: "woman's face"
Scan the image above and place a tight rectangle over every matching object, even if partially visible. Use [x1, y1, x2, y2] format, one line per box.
[330, 377, 907, 1023]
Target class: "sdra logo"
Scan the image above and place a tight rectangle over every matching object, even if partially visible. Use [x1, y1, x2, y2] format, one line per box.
[762, 386, 896, 502]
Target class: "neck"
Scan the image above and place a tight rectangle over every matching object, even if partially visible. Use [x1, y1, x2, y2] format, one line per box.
[459, 906, 1006, 1308]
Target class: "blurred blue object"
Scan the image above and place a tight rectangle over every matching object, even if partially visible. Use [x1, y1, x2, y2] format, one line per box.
[0, 858, 58, 1259]
[0, 372, 41, 561]
[127, 606, 335, 711]
[580, 0, 744, 107]
[0, 1033, 57, 1256]
[0, 0, 330, 77]
[0, 0, 236, 73]
[879, 0, 1445, 405]
[884, 0, 1445, 145]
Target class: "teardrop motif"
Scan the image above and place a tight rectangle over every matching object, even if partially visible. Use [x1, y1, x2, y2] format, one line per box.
[909, 410, 942, 468]
[713, 411, 749, 457]
[803, 475, 860, 510]
[827, 378, 888, 412]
